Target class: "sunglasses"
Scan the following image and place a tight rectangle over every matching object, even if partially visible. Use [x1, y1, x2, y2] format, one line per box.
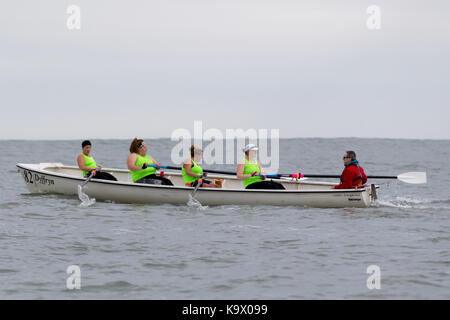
[343, 156, 351, 159]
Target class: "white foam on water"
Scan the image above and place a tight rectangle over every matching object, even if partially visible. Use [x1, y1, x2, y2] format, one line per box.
[375, 200, 414, 209]
[393, 196, 430, 204]
[78, 185, 96, 207]
[187, 194, 208, 210]
[375, 196, 444, 209]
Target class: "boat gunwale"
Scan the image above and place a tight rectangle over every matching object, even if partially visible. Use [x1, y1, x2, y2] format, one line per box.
[16, 163, 371, 194]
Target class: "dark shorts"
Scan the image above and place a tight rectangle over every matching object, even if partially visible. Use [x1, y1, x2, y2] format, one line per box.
[136, 174, 174, 186]
[190, 179, 212, 187]
[85, 171, 118, 181]
[245, 180, 286, 190]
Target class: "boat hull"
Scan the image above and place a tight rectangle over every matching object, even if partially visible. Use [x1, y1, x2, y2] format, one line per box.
[17, 163, 376, 208]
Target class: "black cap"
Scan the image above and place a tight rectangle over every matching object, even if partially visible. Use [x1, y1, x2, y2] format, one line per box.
[82, 140, 92, 148]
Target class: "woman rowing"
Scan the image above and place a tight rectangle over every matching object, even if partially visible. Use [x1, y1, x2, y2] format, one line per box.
[182, 145, 221, 188]
[236, 144, 285, 190]
[77, 140, 117, 181]
[126, 138, 173, 185]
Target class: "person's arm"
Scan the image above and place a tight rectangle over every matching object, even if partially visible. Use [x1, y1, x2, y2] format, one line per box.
[333, 169, 353, 189]
[77, 154, 96, 172]
[127, 153, 143, 171]
[149, 156, 161, 169]
[236, 163, 258, 180]
[361, 167, 368, 184]
[258, 161, 266, 180]
[183, 160, 202, 178]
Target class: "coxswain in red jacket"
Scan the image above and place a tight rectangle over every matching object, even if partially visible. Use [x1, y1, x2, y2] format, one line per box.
[333, 151, 367, 189]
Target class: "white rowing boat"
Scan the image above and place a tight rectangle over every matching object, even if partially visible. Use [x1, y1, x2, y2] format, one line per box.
[16, 163, 378, 208]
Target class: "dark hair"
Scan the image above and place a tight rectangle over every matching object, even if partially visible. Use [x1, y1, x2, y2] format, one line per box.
[346, 151, 357, 161]
[82, 140, 91, 148]
[130, 138, 144, 153]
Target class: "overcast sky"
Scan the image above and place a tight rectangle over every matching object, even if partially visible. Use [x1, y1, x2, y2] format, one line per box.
[1, 0, 449, 140]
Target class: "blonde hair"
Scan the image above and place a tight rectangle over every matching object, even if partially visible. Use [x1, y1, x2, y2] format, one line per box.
[190, 145, 203, 158]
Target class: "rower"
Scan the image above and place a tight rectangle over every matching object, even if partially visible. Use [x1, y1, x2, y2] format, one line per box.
[236, 144, 285, 190]
[333, 151, 367, 189]
[126, 138, 173, 185]
[77, 140, 117, 181]
[182, 145, 221, 188]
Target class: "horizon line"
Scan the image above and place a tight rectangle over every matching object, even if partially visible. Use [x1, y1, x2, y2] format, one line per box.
[1, 136, 449, 142]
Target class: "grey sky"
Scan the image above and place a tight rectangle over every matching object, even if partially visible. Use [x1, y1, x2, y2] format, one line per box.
[1, 0, 449, 139]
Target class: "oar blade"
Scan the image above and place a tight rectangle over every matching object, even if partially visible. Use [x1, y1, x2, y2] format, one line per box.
[397, 172, 427, 184]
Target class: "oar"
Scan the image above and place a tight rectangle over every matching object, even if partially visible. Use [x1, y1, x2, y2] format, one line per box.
[191, 178, 204, 197]
[255, 172, 426, 184]
[371, 172, 427, 184]
[150, 164, 236, 176]
[272, 173, 426, 184]
[150, 164, 286, 177]
[80, 169, 99, 188]
[149, 165, 427, 184]
[77, 169, 100, 205]
[286, 172, 427, 184]
[148, 165, 207, 197]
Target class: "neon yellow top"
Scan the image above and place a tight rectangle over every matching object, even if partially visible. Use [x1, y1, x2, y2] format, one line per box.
[242, 158, 261, 188]
[81, 154, 97, 176]
[182, 160, 203, 185]
[131, 154, 156, 182]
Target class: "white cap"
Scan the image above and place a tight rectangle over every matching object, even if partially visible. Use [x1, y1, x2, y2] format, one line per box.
[243, 144, 258, 152]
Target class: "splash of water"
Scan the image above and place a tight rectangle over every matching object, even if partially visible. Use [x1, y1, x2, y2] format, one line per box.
[187, 194, 208, 210]
[78, 185, 96, 207]
[374, 196, 449, 210]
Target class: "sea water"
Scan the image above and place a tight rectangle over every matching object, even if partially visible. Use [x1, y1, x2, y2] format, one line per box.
[0, 138, 449, 299]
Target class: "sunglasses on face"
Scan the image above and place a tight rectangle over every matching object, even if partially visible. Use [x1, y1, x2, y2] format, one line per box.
[343, 156, 351, 159]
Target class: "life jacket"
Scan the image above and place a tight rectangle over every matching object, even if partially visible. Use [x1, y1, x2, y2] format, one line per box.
[340, 160, 364, 187]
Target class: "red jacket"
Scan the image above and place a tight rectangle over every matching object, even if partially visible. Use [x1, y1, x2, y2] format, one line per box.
[333, 163, 367, 189]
